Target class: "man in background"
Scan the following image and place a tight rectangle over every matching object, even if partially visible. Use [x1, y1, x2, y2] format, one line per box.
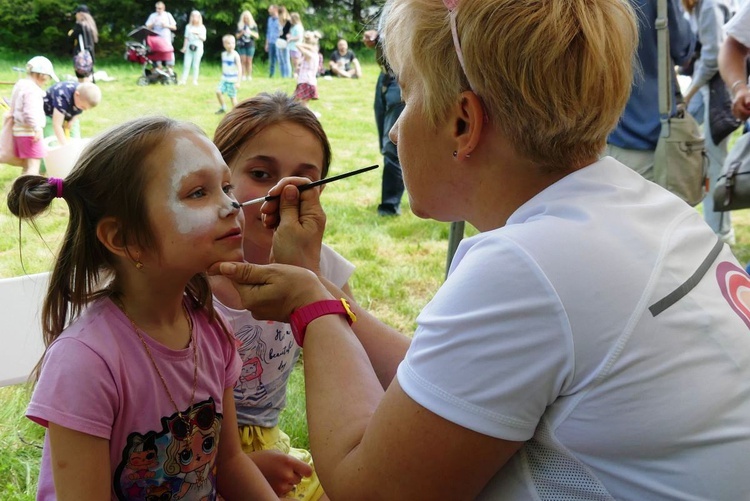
[145, 1, 176, 43]
[265, 5, 280, 78]
[605, 0, 695, 180]
[329, 39, 362, 78]
[364, 29, 405, 216]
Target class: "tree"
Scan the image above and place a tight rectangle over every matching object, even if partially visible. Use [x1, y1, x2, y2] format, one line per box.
[0, 0, 382, 59]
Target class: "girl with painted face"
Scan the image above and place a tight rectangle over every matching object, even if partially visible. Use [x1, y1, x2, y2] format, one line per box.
[7, 116, 276, 500]
[210, 91, 355, 500]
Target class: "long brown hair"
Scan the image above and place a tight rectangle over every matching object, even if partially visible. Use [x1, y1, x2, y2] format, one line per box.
[213, 91, 332, 177]
[77, 11, 99, 43]
[7, 117, 216, 380]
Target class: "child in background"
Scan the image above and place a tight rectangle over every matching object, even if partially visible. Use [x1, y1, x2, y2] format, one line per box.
[216, 34, 242, 115]
[43, 81, 101, 146]
[293, 31, 322, 115]
[10, 56, 58, 176]
[8, 116, 276, 500]
[211, 91, 355, 500]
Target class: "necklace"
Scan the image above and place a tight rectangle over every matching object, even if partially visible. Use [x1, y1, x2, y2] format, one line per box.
[113, 297, 199, 435]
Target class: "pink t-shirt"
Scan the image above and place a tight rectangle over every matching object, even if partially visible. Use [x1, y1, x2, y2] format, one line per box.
[27, 297, 241, 500]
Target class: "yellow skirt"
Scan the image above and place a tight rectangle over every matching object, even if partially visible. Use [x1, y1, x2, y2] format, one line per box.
[238, 425, 324, 501]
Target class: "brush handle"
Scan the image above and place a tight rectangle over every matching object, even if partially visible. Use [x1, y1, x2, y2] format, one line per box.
[239, 164, 379, 207]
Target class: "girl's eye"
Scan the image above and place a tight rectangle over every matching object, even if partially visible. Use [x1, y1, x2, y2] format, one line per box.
[188, 188, 206, 199]
[248, 170, 272, 180]
[223, 184, 234, 195]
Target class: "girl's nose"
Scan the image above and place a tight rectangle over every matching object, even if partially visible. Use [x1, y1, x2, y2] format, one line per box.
[220, 198, 241, 218]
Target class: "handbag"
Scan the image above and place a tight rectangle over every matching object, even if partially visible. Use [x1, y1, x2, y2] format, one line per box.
[653, 107, 707, 206]
[713, 130, 750, 211]
[189, 43, 197, 52]
[74, 34, 93, 75]
[0, 113, 23, 167]
[653, 0, 707, 206]
[708, 6, 742, 146]
[709, 73, 741, 145]
[276, 38, 288, 49]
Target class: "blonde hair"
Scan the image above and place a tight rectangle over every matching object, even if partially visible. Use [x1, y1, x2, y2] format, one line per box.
[238, 10, 255, 29]
[189, 10, 203, 25]
[383, 0, 638, 170]
[222, 34, 236, 44]
[76, 82, 101, 107]
[290, 12, 301, 24]
[303, 30, 321, 45]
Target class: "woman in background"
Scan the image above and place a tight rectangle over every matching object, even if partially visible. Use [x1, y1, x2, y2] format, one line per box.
[180, 10, 207, 85]
[68, 4, 98, 82]
[277, 6, 292, 78]
[236, 10, 259, 81]
[287, 13, 304, 77]
[682, 0, 736, 245]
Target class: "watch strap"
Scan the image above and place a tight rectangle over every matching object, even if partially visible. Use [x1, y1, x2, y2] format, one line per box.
[290, 298, 356, 347]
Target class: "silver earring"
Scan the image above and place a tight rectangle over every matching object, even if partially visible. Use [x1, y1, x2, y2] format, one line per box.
[452, 151, 457, 157]
[466, 153, 471, 158]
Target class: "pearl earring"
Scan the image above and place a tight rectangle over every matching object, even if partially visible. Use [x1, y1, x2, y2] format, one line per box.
[452, 151, 457, 157]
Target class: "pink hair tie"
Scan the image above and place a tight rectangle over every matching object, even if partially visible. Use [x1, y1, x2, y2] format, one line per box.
[48, 177, 64, 198]
[442, 0, 476, 93]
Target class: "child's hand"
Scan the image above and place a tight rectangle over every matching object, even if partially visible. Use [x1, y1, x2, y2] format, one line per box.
[33, 129, 43, 142]
[250, 449, 313, 497]
[236, 81, 241, 89]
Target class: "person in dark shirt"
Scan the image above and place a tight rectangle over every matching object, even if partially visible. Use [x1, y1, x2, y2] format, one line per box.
[329, 39, 362, 78]
[364, 28, 405, 216]
[42, 81, 101, 145]
[68, 4, 99, 81]
[605, 0, 695, 181]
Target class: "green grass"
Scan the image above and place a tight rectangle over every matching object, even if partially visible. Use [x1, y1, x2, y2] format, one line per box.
[1, 56, 750, 499]
[0, 56, 463, 498]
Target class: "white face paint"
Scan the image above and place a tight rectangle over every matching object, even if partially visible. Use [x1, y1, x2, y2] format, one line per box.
[167, 135, 236, 235]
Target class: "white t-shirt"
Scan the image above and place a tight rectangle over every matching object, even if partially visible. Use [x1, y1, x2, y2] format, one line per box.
[146, 11, 176, 42]
[725, 0, 750, 46]
[216, 244, 355, 427]
[398, 157, 750, 500]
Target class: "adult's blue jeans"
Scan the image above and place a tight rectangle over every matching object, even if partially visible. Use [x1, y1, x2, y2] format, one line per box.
[268, 42, 278, 77]
[374, 71, 405, 215]
[277, 45, 291, 78]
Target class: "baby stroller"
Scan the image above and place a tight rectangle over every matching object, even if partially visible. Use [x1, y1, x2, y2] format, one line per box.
[125, 26, 177, 85]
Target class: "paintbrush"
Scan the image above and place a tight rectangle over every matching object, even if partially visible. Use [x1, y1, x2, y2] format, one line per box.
[237, 164, 380, 207]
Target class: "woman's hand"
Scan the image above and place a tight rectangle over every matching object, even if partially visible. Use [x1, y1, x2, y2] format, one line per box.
[262, 177, 326, 273]
[214, 262, 333, 323]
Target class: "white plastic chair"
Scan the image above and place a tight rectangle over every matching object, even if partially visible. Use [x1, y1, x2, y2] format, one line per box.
[0, 272, 49, 386]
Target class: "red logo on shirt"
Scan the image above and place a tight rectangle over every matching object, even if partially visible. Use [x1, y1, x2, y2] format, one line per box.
[716, 262, 750, 329]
